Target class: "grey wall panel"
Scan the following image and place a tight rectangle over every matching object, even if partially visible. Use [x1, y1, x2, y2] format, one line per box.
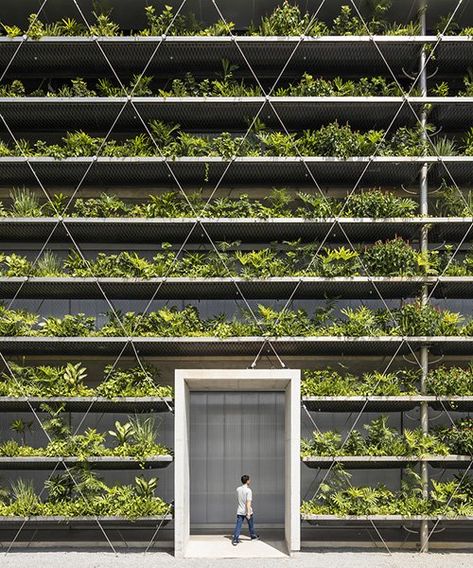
[189, 391, 285, 526]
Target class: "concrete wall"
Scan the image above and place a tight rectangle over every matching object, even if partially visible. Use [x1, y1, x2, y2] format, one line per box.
[174, 368, 300, 558]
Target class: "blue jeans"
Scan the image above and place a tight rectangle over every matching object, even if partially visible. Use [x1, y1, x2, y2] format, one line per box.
[232, 514, 257, 542]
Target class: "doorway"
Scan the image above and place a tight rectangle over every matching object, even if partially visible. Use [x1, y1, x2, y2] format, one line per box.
[189, 391, 285, 528]
[174, 369, 300, 558]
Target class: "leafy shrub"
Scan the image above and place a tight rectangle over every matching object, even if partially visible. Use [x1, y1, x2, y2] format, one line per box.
[308, 246, 361, 277]
[426, 364, 473, 396]
[395, 301, 464, 336]
[0, 362, 91, 397]
[362, 238, 433, 276]
[0, 70, 420, 99]
[0, 362, 171, 399]
[0, 187, 419, 220]
[0, 413, 170, 460]
[1, 238, 444, 278]
[38, 314, 95, 337]
[0, 306, 38, 336]
[96, 364, 172, 398]
[434, 418, 473, 455]
[0, 2, 431, 38]
[301, 468, 429, 516]
[343, 189, 418, 217]
[300, 469, 473, 516]
[301, 368, 419, 396]
[435, 183, 473, 216]
[301, 415, 449, 457]
[253, 1, 329, 36]
[0, 475, 170, 518]
[0, 122, 463, 159]
[1, 302, 472, 338]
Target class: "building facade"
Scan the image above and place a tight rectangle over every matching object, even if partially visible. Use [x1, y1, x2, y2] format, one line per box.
[0, 0, 473, 556]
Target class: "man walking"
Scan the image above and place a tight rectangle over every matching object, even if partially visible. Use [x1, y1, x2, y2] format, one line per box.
[232, 474, 259, 546]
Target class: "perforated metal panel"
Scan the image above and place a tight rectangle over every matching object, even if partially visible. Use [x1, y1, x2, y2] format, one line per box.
[189, 391, 284, 527]
[2, 36, 467, 78]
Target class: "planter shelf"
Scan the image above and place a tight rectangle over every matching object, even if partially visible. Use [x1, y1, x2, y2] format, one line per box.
[0, 396, 173, 413]
[0, 455, 173, 470]
[1, 336, 473, 356]
[0, 156, 468, 186]
[2, 276, 473, 300]
[1, 96, 472, 130]
[302, 455, 473, 469]
[0, 515, 172, 525]
[301, 514, 473, 522]
[0, 216, 470, 243]
[0, 36, 469, 76]
[302, 396, 473, 412]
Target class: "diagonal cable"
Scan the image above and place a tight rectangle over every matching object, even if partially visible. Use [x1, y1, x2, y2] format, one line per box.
[210, 0, 432, 372]
[68, 0, 286, 363]
[0, 0, 192, 550]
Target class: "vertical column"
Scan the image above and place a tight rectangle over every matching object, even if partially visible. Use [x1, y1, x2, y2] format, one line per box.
[174, 372, 190, 558]
[286, 371, 301, 553]
[418, 0, 430, 553]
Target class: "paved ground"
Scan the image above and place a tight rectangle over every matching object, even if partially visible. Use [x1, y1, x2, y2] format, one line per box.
[186, 534, 288, 557]
[2, 551, 473, 568]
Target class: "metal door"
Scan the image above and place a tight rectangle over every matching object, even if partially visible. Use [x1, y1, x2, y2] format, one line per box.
[189, 391, 285, 528]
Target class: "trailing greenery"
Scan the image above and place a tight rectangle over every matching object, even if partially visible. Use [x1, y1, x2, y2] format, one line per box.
[0, 473, 169, 518]
[0, 3, 429, 39]
[301, 368, 419, 396]
[0, 362, 172, 398]
[1, 301, 472, 338]
[301, 416, 449, 457]
[300, 468, 473, 516]
[0, 121, 463, 159]
[0, 415, 170, 459]
[0, 188, 419, 219]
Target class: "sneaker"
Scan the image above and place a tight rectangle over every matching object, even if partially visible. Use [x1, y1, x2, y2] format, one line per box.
[251, 535, 260, 540]
[232, 540, 238, 546]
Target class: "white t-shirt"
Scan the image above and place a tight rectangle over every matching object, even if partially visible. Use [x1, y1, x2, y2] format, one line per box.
[236, 484, 252, 515]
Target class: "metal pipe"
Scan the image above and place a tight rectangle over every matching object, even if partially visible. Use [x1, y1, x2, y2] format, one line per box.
[418, 0, 429, 553]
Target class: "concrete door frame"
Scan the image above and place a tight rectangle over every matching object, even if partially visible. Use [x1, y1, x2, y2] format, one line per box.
[174, 368, 301, 558]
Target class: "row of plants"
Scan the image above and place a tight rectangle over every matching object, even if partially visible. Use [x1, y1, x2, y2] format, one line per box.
[0, 120, 463, 158]
[0, 70, 412, 98]
[0, 412, 170, 459]
[0, 238, 438, 278]
[0, 472, 169, 518]
[301, 365, 473, 397]
[301, 415, 473, 457]
[3, 361, 473, 400]
[6, 237, 473, 278]
[0, 187, 419, 219]
[2, 3, 454, 39]
[300, 468, 473, 516]
[5, 70, 473, 99]
[2, 185, 471, 219]
[0, 301, 472, 338]
[0, 362, 172, 398]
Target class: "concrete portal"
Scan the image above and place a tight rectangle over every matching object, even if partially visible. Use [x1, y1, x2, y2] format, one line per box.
[174, 369, 301, 558]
